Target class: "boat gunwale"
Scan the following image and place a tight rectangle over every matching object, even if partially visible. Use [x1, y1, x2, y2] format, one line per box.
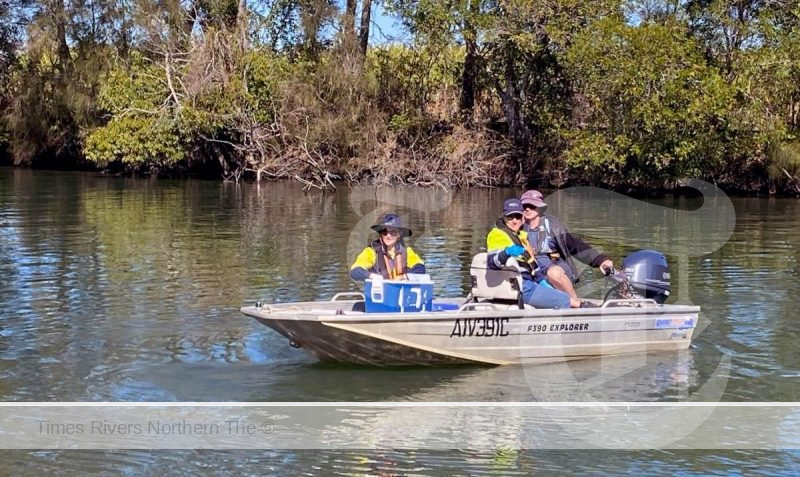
[240, 300, 701, 323]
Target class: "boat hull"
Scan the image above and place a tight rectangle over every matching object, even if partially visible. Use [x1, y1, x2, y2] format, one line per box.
[251, 316, 475, 366]
[241, 298, 700, 366]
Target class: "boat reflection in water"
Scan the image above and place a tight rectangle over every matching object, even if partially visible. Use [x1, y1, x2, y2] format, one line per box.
[309, 351, 699, 449]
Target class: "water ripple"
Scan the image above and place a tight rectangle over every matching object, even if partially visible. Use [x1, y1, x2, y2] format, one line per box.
[3, 170, 800, 473]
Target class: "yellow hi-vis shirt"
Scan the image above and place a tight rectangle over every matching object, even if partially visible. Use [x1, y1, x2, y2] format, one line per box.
[486, 226, 529, 253]
[350, 246, 425, 275]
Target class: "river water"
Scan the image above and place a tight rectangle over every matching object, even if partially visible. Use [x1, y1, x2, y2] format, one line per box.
[1, 168, 799, 474]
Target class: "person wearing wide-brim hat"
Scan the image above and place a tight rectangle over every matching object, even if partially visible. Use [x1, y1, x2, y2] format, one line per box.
[485, 198, 587, 309]
[350, 213, 426, 281]
[520, 189, 613, 304]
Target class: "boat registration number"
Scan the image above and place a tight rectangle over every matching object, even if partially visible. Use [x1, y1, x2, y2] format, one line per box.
[450, 318, 510, 338]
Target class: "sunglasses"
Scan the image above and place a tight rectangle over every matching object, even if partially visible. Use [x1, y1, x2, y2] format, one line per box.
[380, 228, 401, 236]
[505, 214, 523, 221]
[523, 204, 537, 210]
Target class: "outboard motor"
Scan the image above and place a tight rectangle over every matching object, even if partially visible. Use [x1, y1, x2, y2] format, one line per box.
[619, 249, 671, 304]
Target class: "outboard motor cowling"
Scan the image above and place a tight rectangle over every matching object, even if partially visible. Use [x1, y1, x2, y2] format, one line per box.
[621, 249, 671, 304]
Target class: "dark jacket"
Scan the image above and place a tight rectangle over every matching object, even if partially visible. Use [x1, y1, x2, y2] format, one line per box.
[524, 213, 609, 281]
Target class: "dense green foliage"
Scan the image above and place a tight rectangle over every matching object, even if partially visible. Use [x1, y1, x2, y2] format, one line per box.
[1, 0, 799, 192]
[564, 18, 733, 186]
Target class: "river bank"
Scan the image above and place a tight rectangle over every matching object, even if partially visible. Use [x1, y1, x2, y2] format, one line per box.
[1, 159, 797, 198]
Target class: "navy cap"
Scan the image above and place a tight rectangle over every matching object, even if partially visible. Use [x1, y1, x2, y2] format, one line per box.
[503, 198, 523, 216]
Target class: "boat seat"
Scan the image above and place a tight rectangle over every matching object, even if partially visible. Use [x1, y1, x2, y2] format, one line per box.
[470, 253, 522, 301]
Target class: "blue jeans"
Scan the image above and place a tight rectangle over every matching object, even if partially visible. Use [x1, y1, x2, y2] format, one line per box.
[522, 278, 571, 309]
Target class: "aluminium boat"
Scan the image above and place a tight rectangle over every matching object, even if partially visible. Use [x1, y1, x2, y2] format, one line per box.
[240, 296, 698, 366]
[241, 251, 699, 366]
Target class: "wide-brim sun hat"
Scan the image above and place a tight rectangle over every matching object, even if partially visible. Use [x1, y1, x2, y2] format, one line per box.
[520, 190, 547, 208]
[370, 213, 412, 237]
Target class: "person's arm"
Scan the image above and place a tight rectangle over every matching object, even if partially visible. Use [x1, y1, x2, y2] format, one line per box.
[350, 268, 371, 281]
[545, 215, 609, 268]
[486, 228, 513, 270]
[350, 247, 377, 281]
[562, 232, 610, 268]
[406, 247, 426, 274]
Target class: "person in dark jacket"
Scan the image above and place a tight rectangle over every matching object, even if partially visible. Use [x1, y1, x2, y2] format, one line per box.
[350, 213, 426, 281]
[520, 190, 613, 301]
[486, 198, 581, 309]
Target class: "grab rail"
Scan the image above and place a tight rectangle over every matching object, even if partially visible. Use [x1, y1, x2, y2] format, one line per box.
[330, 292, 366, 302]
[600, 298, 658, 308]
[255, 304, 312, 314]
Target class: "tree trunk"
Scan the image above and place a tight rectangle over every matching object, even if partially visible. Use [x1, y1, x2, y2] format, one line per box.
[50, 0, 71, 72]
[344, 0, 356, 42]
[358, 0, 372, 57]
[117, 6, 130, 57]
[182, 0, 198, 38]
[497, 40, 530, 157]
[459, 0, 480, 121]
[237, 0, 249, 49]
[501, 42, 519, 146]
[300, 0, 323, 59]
